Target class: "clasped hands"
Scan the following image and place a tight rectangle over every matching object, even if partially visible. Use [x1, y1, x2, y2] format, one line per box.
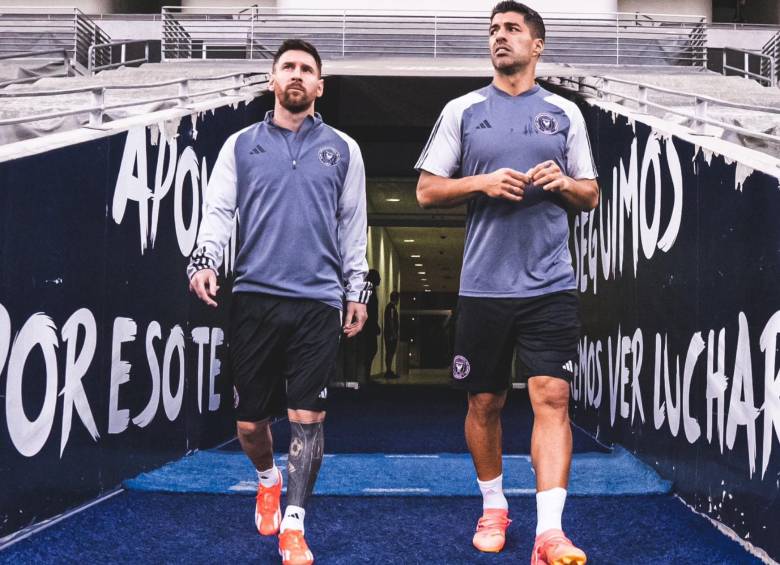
[482, 160, 570, 202]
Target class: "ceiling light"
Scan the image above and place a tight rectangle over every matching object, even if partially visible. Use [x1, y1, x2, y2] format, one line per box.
[420, 278, 427, 281]
[411, 254, 421, 258]
[404, 239, 415, 243]
[417, 271, 426, 275]
[386, 198, 401, 202]
[423, 284, 430, 287]
[424, 289, 432, 293]
[414, 263, 423, 267]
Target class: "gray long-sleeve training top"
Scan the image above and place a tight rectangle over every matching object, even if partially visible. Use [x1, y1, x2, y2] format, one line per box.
[187, 111, 371, 310]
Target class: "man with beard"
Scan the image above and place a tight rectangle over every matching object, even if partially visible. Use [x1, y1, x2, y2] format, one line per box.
[188, 39, 370, 565]
[415, 3, 598, 564]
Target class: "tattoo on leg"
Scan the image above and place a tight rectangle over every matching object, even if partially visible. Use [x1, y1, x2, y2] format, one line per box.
[286, 421, 324, 508]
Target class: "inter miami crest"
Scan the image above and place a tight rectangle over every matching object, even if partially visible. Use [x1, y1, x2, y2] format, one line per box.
[534, 112, 559, 135]
[318, 146, 340, 166]
[452, 355, 471, 380]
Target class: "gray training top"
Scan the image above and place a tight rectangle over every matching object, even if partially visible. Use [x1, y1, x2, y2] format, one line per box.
[415, 83, 597, 298]
[188, 111, 370, 311]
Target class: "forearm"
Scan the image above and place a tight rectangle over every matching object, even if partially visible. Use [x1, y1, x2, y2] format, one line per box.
[558, 178, 599, 212]
[416, 172, 483, 209]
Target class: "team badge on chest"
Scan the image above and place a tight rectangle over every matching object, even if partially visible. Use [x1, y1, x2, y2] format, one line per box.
[534, 113, 559, 135]
[318, 146, 341, 166]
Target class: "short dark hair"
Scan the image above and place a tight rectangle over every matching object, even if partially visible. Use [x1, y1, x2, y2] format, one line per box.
[490, 1, 546, 41]
[272, 39, 322, 74]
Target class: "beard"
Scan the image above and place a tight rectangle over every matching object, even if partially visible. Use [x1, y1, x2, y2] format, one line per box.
[278, 85, 313, 114]
[491, 52, 526, 75]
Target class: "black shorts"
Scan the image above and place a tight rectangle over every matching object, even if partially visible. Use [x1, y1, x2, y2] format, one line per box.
[451, 291, 580, 392]
[229, 293, 341, 421]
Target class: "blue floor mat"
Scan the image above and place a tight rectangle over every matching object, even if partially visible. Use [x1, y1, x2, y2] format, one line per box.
[124, 447, 671, 497]
[0, 493, 760, 564]
[237, 385, 609, 454]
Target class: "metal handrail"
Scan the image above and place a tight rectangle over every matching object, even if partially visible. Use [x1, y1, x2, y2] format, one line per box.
[161, 6, 707, 66]
[556, 75, 780, 145]
[598, 74, 780, 113]
[721, 47, 774, 86]
[0, 72, 267, 128]
[88, 40, 150, 74]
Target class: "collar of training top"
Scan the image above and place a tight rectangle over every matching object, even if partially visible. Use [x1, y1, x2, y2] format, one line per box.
[264, 110, 323, 131]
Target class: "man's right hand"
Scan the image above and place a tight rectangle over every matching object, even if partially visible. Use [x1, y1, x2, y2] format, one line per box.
[481, 168, 529, 202]
[189, 269, 219, 307]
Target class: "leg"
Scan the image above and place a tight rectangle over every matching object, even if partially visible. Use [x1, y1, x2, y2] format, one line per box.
[528, 376, 572, 492]
[283, 408, 326, 531]
[236, 418, 274, 471]
[465, 391, 506, 481]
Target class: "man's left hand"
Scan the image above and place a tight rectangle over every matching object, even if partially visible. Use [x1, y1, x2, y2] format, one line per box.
[343, 301, 368, 338]
[528, 160, 571, 193]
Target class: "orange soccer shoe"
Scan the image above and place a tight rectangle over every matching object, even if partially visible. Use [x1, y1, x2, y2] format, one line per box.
[472, 508, 512, 553]
[278, 529, 314, 565]
[255, 469, 283, 536]
[531, 529, 587, 565]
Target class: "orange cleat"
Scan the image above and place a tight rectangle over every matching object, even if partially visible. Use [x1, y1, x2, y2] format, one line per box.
[472, 508, 511, 553]
[255, 469, 282, 536]
[278, 529, 314, 565]
[531, 529, 587, 565]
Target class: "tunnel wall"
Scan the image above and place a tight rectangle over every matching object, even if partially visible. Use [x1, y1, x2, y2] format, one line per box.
[0, 94, 272, 540]
[569, 99, 780, 561]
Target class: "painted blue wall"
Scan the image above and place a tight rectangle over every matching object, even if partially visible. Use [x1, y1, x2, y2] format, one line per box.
[570, 103, 780, 560]
[0, 94, 272, 538]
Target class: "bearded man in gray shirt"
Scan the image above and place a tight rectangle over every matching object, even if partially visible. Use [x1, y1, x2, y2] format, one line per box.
[188, 39, 370, 565]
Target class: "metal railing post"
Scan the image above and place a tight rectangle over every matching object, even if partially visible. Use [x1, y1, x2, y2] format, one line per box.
[232, 73, 243, 96]
[433, 15, 438, 58]
[121, 42, 126, 65]
[249, 6, 255, 60]
[342, 11, 346, 57]
[145, 41, 149, 64]
[744, 51, 749, 78]
[615, 14, 620, 65]
[89, 87, 104, 126]
[178, 79, 190, 106]
[722, 48, 727, 76]
[88, 44, 94, 74]
[694, 96, 707, 134]
[638, 85, 648, 113]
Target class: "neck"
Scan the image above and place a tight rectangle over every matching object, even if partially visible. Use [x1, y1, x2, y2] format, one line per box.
[492, 65, 537, 96]
[272, 102, 314, 132]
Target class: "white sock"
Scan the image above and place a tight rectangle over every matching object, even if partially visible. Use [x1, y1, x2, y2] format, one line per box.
[477, 474, 508, 510]
[536, 487, 567, 535]
[256, 463, 279, 488]
[280, 505, 306, 533]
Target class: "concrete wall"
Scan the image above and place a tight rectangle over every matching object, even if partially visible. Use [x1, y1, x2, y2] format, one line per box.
[0, 0, 117, 12]
[366, 226, 401, 376]
[274, 0, 618, 14]
[618, 0, 711, 20]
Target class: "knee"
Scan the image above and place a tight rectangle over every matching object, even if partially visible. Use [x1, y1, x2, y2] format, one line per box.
[467, 393, 504, 424]
[237, 419, 270, 441]
[531, 378, 570, 416]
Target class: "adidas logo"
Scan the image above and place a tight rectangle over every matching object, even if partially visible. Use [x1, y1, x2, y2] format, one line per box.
[562, 360, 574, 373]
[475, 119, 492, 130]
[249, 144, 265, 155]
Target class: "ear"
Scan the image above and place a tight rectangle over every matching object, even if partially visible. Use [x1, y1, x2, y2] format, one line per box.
[267, 74, 275, 92]
[533, 38, 545, 57]
[316, 77, 324, 99]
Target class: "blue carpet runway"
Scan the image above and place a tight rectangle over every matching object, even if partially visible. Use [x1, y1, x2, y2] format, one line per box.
[0, 386, 762, 563]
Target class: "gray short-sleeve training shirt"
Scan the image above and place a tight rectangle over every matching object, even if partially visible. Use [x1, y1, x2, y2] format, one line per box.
[415, 83, 597, 298]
